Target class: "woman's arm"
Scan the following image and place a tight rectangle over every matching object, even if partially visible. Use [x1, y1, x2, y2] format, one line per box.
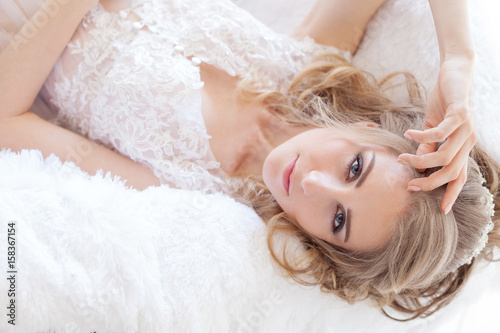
[0, 0, 160, 190]
[293, 0, 386, 54]
[428, 0, 474, 61]
[398, 0, 476, 214]
[0, 0, 98, 120]
[0, 112, 161, 190]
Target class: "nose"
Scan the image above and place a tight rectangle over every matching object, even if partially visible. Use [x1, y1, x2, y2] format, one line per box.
[301, 170, 336, 198]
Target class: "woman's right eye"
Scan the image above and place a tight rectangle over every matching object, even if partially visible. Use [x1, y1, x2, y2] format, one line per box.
[332, 206, 345, 235]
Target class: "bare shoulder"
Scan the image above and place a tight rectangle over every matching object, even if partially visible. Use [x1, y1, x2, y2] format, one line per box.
[99, 0, 135, 13]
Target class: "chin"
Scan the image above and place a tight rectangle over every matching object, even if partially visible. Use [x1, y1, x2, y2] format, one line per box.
[262, 151, 283, 198]
[262, 154, 274, 191]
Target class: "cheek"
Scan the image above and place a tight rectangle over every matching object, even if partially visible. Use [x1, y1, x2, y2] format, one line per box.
[262, 147, 290, 206]
[262, 153, 274, 186]
[314, 139, 356, 166]
[262, 135, 302, 188]
[287, 197, 327, 239]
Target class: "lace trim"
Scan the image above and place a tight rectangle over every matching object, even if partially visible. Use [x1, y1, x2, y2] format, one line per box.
[46, 0, 349, 193]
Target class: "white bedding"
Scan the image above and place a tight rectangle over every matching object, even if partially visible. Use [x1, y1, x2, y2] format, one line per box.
[1, 150, 499, 333]
[1, 0, 499, 332]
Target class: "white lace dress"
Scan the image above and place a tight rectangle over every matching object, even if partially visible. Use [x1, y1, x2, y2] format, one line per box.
[40, 0, 347, 193]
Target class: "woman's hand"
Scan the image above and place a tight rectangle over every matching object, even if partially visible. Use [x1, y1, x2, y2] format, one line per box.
[397, 54, 476, 214]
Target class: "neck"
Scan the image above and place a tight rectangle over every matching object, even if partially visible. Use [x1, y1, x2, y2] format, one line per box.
[233, 106, 310, 177]
[260, 108, 310, 149]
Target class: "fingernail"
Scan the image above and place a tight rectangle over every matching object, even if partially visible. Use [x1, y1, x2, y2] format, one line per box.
[444, 204, 453, 215]
[407, 186, 421, 192]
[404, 132, 413, 140]
[397, 159, 408, 165]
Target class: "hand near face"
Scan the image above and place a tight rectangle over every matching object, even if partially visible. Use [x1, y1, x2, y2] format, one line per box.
[397, 55, 477, 215]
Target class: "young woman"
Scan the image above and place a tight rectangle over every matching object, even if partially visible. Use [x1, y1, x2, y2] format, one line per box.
[0, 0, 497, 319]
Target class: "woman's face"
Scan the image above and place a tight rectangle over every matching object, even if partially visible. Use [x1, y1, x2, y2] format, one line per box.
[263, 127, 412, 252]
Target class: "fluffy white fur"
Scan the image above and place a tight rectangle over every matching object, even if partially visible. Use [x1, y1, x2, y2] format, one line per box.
[4, 149, 498, 333]
[1, 0, 500, 332]
[0, 150, 424, 332]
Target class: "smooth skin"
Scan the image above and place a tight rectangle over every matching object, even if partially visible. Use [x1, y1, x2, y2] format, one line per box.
[0, 0, 160, 190]
[396, 0, 476, 214]
[263, 127, 411, 251]
[293, 0, 387, 55]
[297, 0, 477, 214]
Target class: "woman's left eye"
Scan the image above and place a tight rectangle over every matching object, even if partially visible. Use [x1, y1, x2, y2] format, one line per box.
[332, 206, 345, 235]
[348, 153, 363, 180]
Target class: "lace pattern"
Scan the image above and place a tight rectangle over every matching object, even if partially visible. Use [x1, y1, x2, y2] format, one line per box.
[43, 0, 348, 193]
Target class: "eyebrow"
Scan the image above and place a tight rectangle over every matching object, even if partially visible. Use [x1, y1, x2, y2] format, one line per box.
[344, 208, 351, 243]
[355, 153, 376, 188]
[345, 153, 376, 243]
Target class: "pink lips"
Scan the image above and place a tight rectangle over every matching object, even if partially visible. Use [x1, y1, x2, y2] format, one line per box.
[282, 156, 298, 195]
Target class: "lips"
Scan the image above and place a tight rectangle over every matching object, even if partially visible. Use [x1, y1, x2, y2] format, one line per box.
[282, 156, 298, 195]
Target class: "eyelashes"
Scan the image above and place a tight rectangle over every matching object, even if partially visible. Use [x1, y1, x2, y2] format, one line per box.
[332, 205, 345, 234]
[332, 153, 363, 236]
[345, 153, 363, 181]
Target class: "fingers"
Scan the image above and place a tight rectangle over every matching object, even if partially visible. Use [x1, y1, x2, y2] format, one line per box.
[400, 101, 476, 213]
[441, 165, 468, 214]
[404, 104, 470, 145]
[406, 142, 470, 189]
[414, 142, 437, 173]
[398, 150, 442, 170]
[399, 105, 475, 171]
[398, 123, 473, 170]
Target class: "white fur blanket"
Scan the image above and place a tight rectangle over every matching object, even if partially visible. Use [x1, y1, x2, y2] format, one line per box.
[1, 150, 499, 333]
[1, 0, 500, 332]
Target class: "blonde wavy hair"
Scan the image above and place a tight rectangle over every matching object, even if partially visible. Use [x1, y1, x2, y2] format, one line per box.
[231, 54, 500, 320]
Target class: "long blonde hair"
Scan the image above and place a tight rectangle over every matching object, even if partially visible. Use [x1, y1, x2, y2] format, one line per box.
[231, 54, 500, 320]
